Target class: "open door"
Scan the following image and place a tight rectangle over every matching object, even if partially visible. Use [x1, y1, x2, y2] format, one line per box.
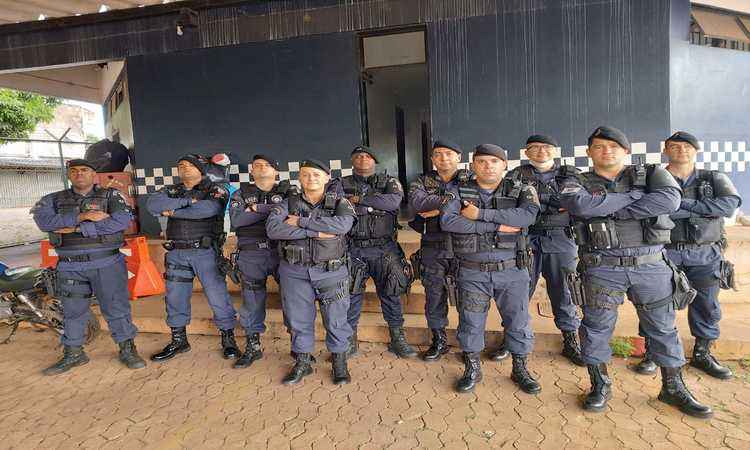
[360, 30, 430, 190]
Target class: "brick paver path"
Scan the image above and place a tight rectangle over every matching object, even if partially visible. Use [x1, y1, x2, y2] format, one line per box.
[1, 329, 749, 449]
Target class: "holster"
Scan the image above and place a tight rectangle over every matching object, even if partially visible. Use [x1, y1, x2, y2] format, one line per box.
[719, 259, 737, 291]
[444, 273, 458, 307]
[409, 249, 422, 281]
[348, 257, 368, 295]
[665, 258, 697, 310]
[382, 252, 413, 296]
[41, 268, 58, 297]
[563, 267, 586, 307]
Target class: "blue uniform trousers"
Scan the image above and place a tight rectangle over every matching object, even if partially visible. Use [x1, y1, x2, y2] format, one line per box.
[237, 248, 280, 334]
[580, 260, 686, 368]
[163, 248, 237, 330]
[528, 237, 580, 332]
[58, 254, 137, 347]
[347, 241, 406, 330]
[279, 262, 352, 354]
[456, 266, 534, 355]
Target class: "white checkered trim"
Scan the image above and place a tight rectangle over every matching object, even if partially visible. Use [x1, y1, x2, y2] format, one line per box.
[135, 141, 749, 194]
[135, 159, 348, 194]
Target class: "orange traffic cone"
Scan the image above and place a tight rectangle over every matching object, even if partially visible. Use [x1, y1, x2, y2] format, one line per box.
[123, 236, 165, 300]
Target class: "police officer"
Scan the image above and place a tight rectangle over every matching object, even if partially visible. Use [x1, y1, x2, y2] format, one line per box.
[32, 159, 144, 375]
[633, 131, 740, 379]
[491, 135, 584, 366]
[441, 144, 542, 394]
[408, 139, 467, 361]
[229, 154, 293, 368]
[341, 146, 416, 358]
[558, 126, 712, 418]
[147, 154, 240, 362]
[266, 160, 356, 385]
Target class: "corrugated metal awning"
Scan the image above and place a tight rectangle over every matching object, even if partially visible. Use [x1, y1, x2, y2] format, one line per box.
[0, 0, 182, 25]
[692, 9, 750, 42]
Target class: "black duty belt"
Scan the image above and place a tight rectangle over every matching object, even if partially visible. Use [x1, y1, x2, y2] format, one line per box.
[528, 226, 570, 236]
[458, 258, 517, 272]
[351, 237, 393, 248]
[421, 239, 449, 250]
[58, 249, 119, 263]
[665, 242, 713, 251]
[283, 257, 347, 272]
[580, 252, 664, 268]
[163, 239, 212, 250]
[239, 240, 275, 251]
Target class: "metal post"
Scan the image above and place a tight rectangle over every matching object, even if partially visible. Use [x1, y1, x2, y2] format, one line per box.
[44, 128, 72, 189]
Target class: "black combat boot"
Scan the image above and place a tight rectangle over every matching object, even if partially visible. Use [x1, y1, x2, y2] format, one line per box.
[388, 326, 417, 358]
[561, 331, 585, 367]
[658, 366, 713, 418]
[151, 327, 191, 362]
[234, 332, 262, 369]
[511, 354, 542, 394]
[456, 352, 482, 393]
[632, 356, 658, 375]
[331, 352, 351, 385]
[282, 353, 314, 385]
[345, 330, 359, 359]
[42, 345, 90, 376]
[486, 339, 510, 362]
[118, 339, 146, 369]
[220, 329, 240, 359]
[583, 363, 612, 412]
[690, 338, 733, 380]
[422, 328, 449, 362]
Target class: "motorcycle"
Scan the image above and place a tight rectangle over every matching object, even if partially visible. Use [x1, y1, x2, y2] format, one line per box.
[0, 261, 99, 344]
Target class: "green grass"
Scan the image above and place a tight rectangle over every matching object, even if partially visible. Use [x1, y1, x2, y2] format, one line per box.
[610, 337, 635, 358]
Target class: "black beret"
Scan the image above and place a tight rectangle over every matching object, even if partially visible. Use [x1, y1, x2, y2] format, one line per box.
[665, 131, 700, 150]
[300, 159, 330, 175]
[252, 154, 280, 170]
[178, 153, 208, 174]
[351, 145, 379, 163]
[473, 144, 508, 161]
[432, 139, 463, 155]
[66, 159, 97, 171]
[588, 126, 630, 150]
[526, 134, 559, 148]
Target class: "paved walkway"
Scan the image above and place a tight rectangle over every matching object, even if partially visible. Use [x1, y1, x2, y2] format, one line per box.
[1, 329, 749, 450]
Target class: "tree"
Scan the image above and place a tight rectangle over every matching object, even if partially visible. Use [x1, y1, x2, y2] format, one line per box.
[0, 88, 61, 143]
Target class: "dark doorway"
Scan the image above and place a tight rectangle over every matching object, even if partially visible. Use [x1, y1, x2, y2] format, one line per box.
[359, 30, 430, 189]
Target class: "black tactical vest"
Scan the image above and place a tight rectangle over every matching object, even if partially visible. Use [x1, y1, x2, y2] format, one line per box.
[341, 174, 397, 240]
[165, 181, 224, 242]
[235, 181, 293, 239]
[670, 170, 725, 245]
[279, 192, 348, 265]
[50, 186, 125, 249]
[572, 165, 672, 251]
[516, 164, 575, 230]
[451, 174, 528, 255]
[408, 169, 470, 235]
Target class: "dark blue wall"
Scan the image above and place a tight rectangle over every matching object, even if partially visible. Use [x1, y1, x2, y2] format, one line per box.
[128, 32, 361, 168]
[428, 0, 671, 160]
[127, 32, 362, 233]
